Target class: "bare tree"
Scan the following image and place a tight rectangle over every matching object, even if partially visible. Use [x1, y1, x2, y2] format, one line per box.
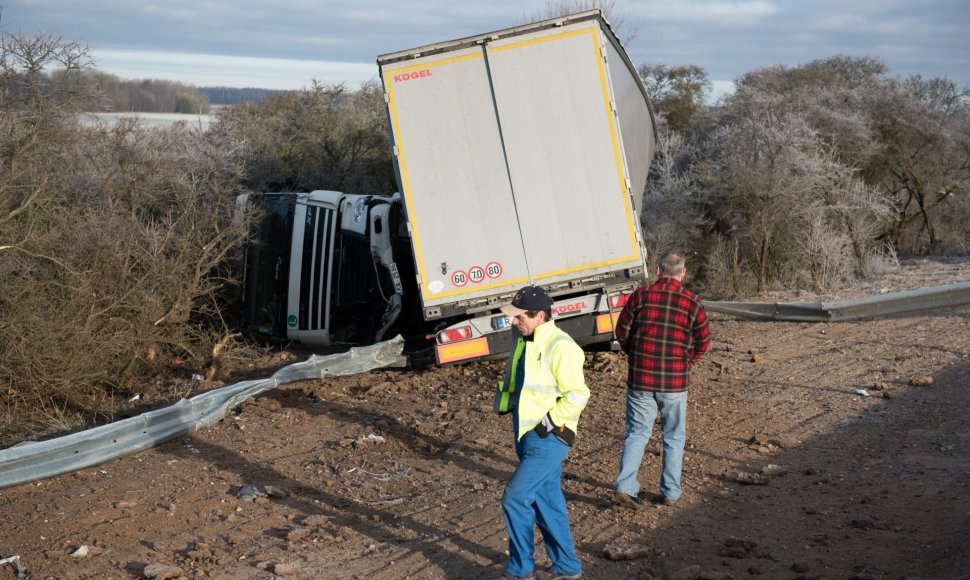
[529, 0, 638, 46]
[640, 131, 709, 268]
[1, 27, 249, 438]
[215, 80, 396, 195]
[864, 76, 970, 253]
[696, 107, 891, 293]
[638, 64, 712, 133]
[726, 56, 970, 255]
[697, 112, 814, 291]
[796, 163, 894, 289]
[1, 28, 96, 233]
[704, 235, 751, 299]
[635, 53, 967, 295]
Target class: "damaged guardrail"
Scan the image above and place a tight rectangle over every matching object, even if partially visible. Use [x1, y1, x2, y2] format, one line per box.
[0, 554, 29, 580]
[0, 337, 407, 490]
[706, 281, 970, 322]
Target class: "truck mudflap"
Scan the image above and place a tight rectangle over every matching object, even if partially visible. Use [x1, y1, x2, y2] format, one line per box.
[433, 288, 632, 365]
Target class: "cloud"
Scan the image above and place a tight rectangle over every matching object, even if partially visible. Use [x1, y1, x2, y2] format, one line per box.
[5, 0, 969, 91]
[633, 0, 778, 27]
[622, 0, 970, 87]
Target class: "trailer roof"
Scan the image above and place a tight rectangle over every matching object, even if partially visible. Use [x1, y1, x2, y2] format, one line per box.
[377, 9, 606, 64]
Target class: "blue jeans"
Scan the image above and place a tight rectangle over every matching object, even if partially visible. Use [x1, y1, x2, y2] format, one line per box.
[502, 424, 582, 578]
[615, 389, 688, 501]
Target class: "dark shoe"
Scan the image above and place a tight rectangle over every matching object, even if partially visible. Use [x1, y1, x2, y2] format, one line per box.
[611, 491, 640, 509]
[652, 495, 677, 506]
[500, 571, 535, 580]
[547, 570, 583, 580]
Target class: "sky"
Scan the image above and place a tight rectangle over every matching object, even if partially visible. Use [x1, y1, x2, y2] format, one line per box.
[3, 0, 969, 100]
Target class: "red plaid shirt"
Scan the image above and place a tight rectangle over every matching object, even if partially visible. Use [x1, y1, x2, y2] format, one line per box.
[615, 277, 710, 392]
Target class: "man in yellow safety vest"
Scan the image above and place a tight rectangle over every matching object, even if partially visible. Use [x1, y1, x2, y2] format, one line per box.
[494, 285, 589, 580]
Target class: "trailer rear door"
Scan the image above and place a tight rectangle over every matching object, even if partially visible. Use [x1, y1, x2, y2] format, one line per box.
[380, 13, 645, 312]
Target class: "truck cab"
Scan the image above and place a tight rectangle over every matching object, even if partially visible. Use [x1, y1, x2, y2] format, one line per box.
[238, 190, 419, 348]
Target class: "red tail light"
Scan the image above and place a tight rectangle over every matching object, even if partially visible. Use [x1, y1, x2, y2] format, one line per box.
[439, 326, 472, 343]
[610, 293, 630, 309]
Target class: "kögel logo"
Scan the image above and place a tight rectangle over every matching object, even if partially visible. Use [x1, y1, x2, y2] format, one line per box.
[552, 302, 587, 315]
[393, 69, 433, 82]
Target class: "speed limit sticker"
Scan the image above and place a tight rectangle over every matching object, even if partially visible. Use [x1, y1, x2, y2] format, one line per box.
[468, 265, 485, 283]
[486, 261, 503, 279]
[451, 270, 468, 287]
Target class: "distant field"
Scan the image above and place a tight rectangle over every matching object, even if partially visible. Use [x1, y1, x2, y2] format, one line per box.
[81, 112, 215, 129]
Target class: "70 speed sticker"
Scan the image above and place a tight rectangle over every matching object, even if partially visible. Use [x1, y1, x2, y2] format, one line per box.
[451, 261, 503, 287]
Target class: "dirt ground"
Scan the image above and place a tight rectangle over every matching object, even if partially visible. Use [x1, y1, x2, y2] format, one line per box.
[1, 258, 969, 580]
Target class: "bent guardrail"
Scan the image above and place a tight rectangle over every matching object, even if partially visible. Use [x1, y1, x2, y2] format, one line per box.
[0, 337, 406, 490]
[706, 281, 970, 322]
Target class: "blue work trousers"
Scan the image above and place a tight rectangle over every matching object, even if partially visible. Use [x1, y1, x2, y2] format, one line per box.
[502, 423, 582, 578]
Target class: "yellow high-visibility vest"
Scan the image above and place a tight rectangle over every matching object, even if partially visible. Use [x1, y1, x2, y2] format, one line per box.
[501, 321, 590, 441]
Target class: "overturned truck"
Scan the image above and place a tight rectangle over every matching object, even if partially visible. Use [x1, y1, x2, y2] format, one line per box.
[238, 9, 658, 364]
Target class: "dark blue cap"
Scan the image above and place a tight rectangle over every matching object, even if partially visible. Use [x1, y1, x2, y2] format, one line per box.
[500, 285, 553, 316]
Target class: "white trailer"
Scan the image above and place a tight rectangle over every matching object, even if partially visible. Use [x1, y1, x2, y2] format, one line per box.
[378, 9, 657, 363]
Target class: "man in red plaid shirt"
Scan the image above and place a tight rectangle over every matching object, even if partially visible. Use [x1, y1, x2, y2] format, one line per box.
[612, 251, 710, 508]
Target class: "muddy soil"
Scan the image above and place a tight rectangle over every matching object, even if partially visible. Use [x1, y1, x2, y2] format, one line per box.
[1, 258, 968, 580]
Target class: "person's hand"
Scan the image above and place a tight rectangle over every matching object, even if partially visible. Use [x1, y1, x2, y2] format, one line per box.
[534, 413, 554, 437]
[540, 414, 555, 432]
[536, 412, 575, 446]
